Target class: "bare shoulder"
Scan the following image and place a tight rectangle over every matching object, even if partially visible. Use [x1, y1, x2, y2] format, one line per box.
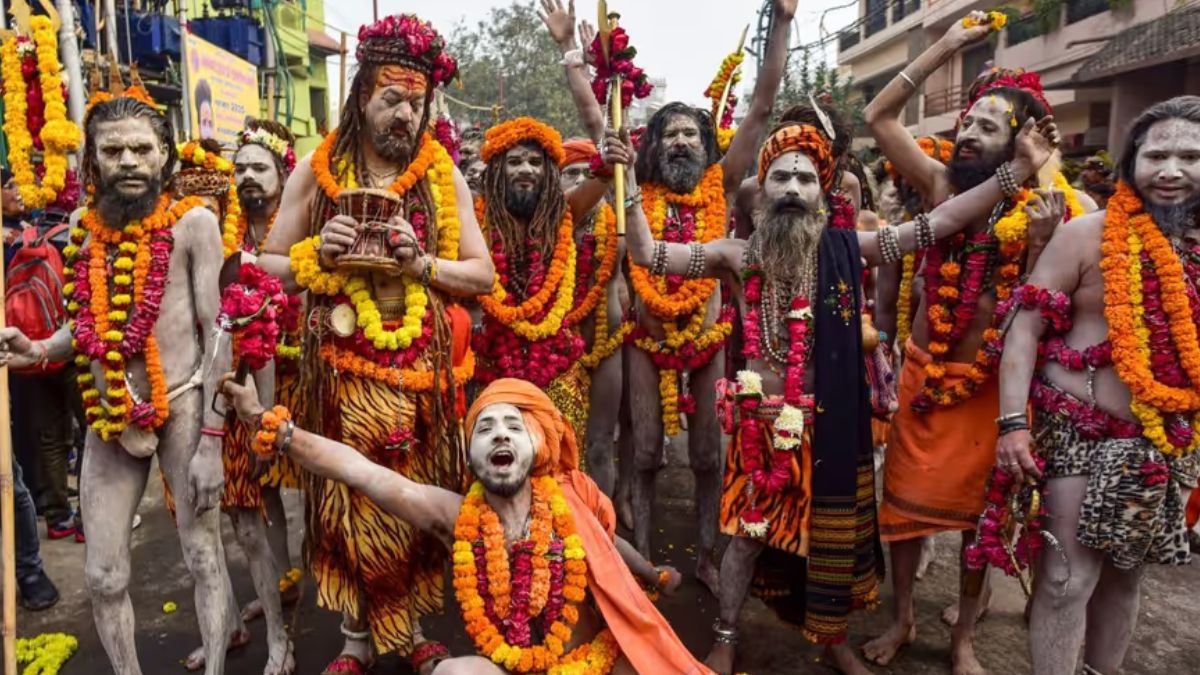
[1047, 210, 1105, 259]
[1075, 190, 1100, 213]
[174, 203, 221, 250]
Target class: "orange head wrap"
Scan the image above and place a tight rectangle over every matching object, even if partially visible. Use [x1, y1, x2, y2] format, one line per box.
[481, 117, 566, 167]
[561, 138, 597, 168]
[465, 378, 579, 478]
[757, 124, 836, 192]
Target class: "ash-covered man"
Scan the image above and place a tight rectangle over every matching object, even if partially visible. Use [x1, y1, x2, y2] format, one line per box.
[255, 13, 494, 673]
[615, 102, 1059, 673]
[997, 96, 1200, 675]
[219, 374, 708, 675]
[0, 97, 235, 673]
[860, 13, 1097, 674]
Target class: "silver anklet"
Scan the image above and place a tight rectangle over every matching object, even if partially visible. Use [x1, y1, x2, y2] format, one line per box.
[340, 623, 371, 642]
[712, 621, 738, 645]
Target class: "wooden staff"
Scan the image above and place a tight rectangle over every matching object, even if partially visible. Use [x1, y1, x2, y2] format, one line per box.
[713, 25, 749, 135]
[598, 1, 625, 235]
[0, 99, 15, 675]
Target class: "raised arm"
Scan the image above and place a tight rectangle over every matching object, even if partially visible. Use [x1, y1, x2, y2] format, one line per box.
[994, 214, 1096, 484]
[220, 375, 461, 542]
[862, 11, 995, 201]
[720, 0, 797, 193]
[540, 0, 606, 142]
[858, 116, 1058, 267]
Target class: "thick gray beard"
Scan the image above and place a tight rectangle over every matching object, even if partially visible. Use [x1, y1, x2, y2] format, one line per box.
[96, 179, 162, 228]
[1147, 197, 1200, 240]
[751, 203, 827, 282]
[658, 151, 705, 194]
[371, 129, 414, 163]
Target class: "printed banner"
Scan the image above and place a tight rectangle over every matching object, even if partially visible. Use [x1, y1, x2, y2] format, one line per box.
[183, 33, 259, 146]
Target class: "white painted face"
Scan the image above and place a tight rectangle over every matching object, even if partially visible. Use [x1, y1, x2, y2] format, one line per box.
[957, 95, 1014, 163]
[761, 150, 823, 213]
[234, 143, 283, 206]
[560, 162, 590, 191]
[468, 403, 536, 497]
[1134, 118, 1200, 206]
[92, 117, 170, 201]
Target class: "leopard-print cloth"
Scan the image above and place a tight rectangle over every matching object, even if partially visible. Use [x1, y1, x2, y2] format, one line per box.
[1036, 408, 1200, 570]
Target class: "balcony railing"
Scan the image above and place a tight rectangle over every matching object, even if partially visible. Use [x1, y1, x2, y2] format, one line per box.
[924, 85, 969, 117]
[839, 0, 922, 55]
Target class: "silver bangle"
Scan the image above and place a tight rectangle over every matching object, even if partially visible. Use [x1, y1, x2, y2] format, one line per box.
[996, 161, 1020, 198]
[650, 241, 669, 276]
[878, 225, 902, 265]
[898, 71, 917, 89]
[685, 242, 705, 279]
[914, 212, 935, 250]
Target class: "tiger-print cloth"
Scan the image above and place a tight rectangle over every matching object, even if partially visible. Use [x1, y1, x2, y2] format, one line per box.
[220, 365, 304, 511]
[545, 362, 589, 454]
[259, 368, 301, 490]
[308, 368, 464, 655]
[1037, 408, 1200, 570]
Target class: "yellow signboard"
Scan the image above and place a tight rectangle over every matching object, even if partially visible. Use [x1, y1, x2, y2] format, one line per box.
[183, 33, 259, 146]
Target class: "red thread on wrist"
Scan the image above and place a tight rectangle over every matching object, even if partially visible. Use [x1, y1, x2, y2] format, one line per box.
[200, 427, 227, 438]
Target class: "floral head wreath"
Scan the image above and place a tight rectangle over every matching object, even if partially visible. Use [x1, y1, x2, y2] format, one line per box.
[961, 67, 1052, 122]
[481, 117, 565, 166]
[172, 140, 232, 198]
[238, 127, 297, 174]
[356, 14, 457, 88]
[757, 124, 836, 193]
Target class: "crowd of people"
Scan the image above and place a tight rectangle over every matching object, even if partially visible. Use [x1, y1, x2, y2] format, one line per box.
[1, 3, 1198, 675]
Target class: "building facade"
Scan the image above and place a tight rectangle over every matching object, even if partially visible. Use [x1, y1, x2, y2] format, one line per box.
[836, 0, 1200, 153]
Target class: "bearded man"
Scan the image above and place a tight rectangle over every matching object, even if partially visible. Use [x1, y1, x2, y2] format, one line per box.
[996, 96, 1200, 675]
[543, 0, 799, 590]
[256, 14, 493, 672]
[860, 14, 1096, 673]
[616, 108, 1057, 673]
[0, 96, 234, 673]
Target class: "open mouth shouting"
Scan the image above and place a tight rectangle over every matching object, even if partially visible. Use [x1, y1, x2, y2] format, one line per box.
[488, 447, 517, 469]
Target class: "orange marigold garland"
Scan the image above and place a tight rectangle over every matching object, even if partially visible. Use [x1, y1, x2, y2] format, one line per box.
[1101, 182, 1200, 458]
[252, 405, 291, 458]
[629, 164, 732, 435]
[453, 476, 602, 673]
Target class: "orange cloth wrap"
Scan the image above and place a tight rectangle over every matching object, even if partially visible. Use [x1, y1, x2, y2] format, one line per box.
[879, 340, 999, 541]
[757, 124, 835, 192]
[561, 138, 597, 168]
[465, 379, 713, 675]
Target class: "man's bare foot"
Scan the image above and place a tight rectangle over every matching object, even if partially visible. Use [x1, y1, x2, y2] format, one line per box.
[703, 642, 736, 675]
[241, 583, 301, 622]
[941, 584, 991, 627]
[264, 639, 295, 675]
[862, 621, 914, 666]
[696, 557, 720, 597]
[184, 627, 251, 671]
[825, 642, 874, 675]
[951, 632, 986, 675]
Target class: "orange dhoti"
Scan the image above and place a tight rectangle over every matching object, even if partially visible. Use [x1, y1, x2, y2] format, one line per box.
[879, 340, 999, 541]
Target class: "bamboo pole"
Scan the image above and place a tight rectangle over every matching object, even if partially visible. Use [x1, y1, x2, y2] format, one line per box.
[0, 148, 17, 675]
[598, 1, 624, 235]
[713, 25, 749, 135]
[338, 31, 347, 112]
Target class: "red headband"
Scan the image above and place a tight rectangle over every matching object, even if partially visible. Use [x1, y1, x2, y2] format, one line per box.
[962, 69, 1051, 121]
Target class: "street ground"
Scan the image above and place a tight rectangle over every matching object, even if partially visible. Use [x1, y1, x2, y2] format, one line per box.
[10, 435, 1200, 674]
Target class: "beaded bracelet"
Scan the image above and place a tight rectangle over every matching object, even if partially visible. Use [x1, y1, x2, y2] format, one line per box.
[650, 241, 669, 276]
[996, 161, 1020, 198]
[252, 405, 291, 459]
[684, 242, 705, 279]
[878, 225, 902, 264]
[914, 212, 935, 250]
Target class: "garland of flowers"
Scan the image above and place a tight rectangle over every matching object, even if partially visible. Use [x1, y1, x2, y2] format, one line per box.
[1, 17, 82, 210]
[964, 457, 1045, 587]
[219, 263, 289, 371]
[1100, 182, 1200, 458]
[318, 342, 474, 392]
[16, 632, 78, 675]
[913, 176, 1082, 412]
[704, 51, 743, 153]
[64, 196, 204, 439]
[567, 205, 619, 326]
[962, 10, 1008, 30]
[588, 26, 654, 108]
[177, 141, 244, 258]
[895, 251, 917, 347]
[454, 477, 594, 673]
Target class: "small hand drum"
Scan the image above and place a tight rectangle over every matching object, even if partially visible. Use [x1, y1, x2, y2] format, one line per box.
[334, 188, 405, 275]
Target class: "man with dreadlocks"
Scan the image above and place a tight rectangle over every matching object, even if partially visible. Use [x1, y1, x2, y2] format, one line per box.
[257, 13, 493, 673]
[0, 95, 234, 672]
[860, 12, 1094, 674]
[616, 110, 1059, 674]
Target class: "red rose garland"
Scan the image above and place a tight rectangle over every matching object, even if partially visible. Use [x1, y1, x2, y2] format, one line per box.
[219, 263, 289, 371]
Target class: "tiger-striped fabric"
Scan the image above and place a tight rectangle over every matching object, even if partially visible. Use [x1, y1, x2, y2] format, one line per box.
[308, 367, 464, 655]
[221, 414, 262, 510]
[259, 369, 302, 490]
[719, 416, 813, 556]
[546, 362, 589, 454]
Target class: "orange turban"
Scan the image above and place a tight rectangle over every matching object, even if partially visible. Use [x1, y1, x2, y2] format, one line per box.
[757, 124, 835, 192]
[561, 138, 597, 168]
[465, 378, 580, 478]
[463, 378, 712, 674]
[481, 117, 566, 166]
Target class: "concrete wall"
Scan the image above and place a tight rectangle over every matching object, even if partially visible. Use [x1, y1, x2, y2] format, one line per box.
[1107, 61, 1198, 153]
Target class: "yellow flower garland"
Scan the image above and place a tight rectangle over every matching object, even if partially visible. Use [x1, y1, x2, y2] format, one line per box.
[1, 17, 82, 210]
[994, 172, 1082, 244]
[896, 252, 915, 347]
[346, 274, 428, 351]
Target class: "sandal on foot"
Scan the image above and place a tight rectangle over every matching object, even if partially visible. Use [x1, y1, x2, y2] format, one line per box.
[322, 654, 374, 675]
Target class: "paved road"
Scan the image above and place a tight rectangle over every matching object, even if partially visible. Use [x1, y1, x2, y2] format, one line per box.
[16, 454, 1200, 674]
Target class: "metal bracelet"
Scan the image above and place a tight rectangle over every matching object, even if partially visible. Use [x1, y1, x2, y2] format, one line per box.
[420, 256, 435, 286]
[685, 242, 705, 279]
[624, 189, 643, 210]
[898, 71, 917, 89]
[878, 225, 902, 264]
[997, 420, 1030, 437]
[995, 411, 1028, 425]
[340, 622, 372, 642]
[914, 212, 935, 250]
[996, 161, 1020, 198]
[711, 621, 739, 645]
[560, 49, 585, 68]
[279, 419, 296, 455]
[650, 241, 669, 276]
